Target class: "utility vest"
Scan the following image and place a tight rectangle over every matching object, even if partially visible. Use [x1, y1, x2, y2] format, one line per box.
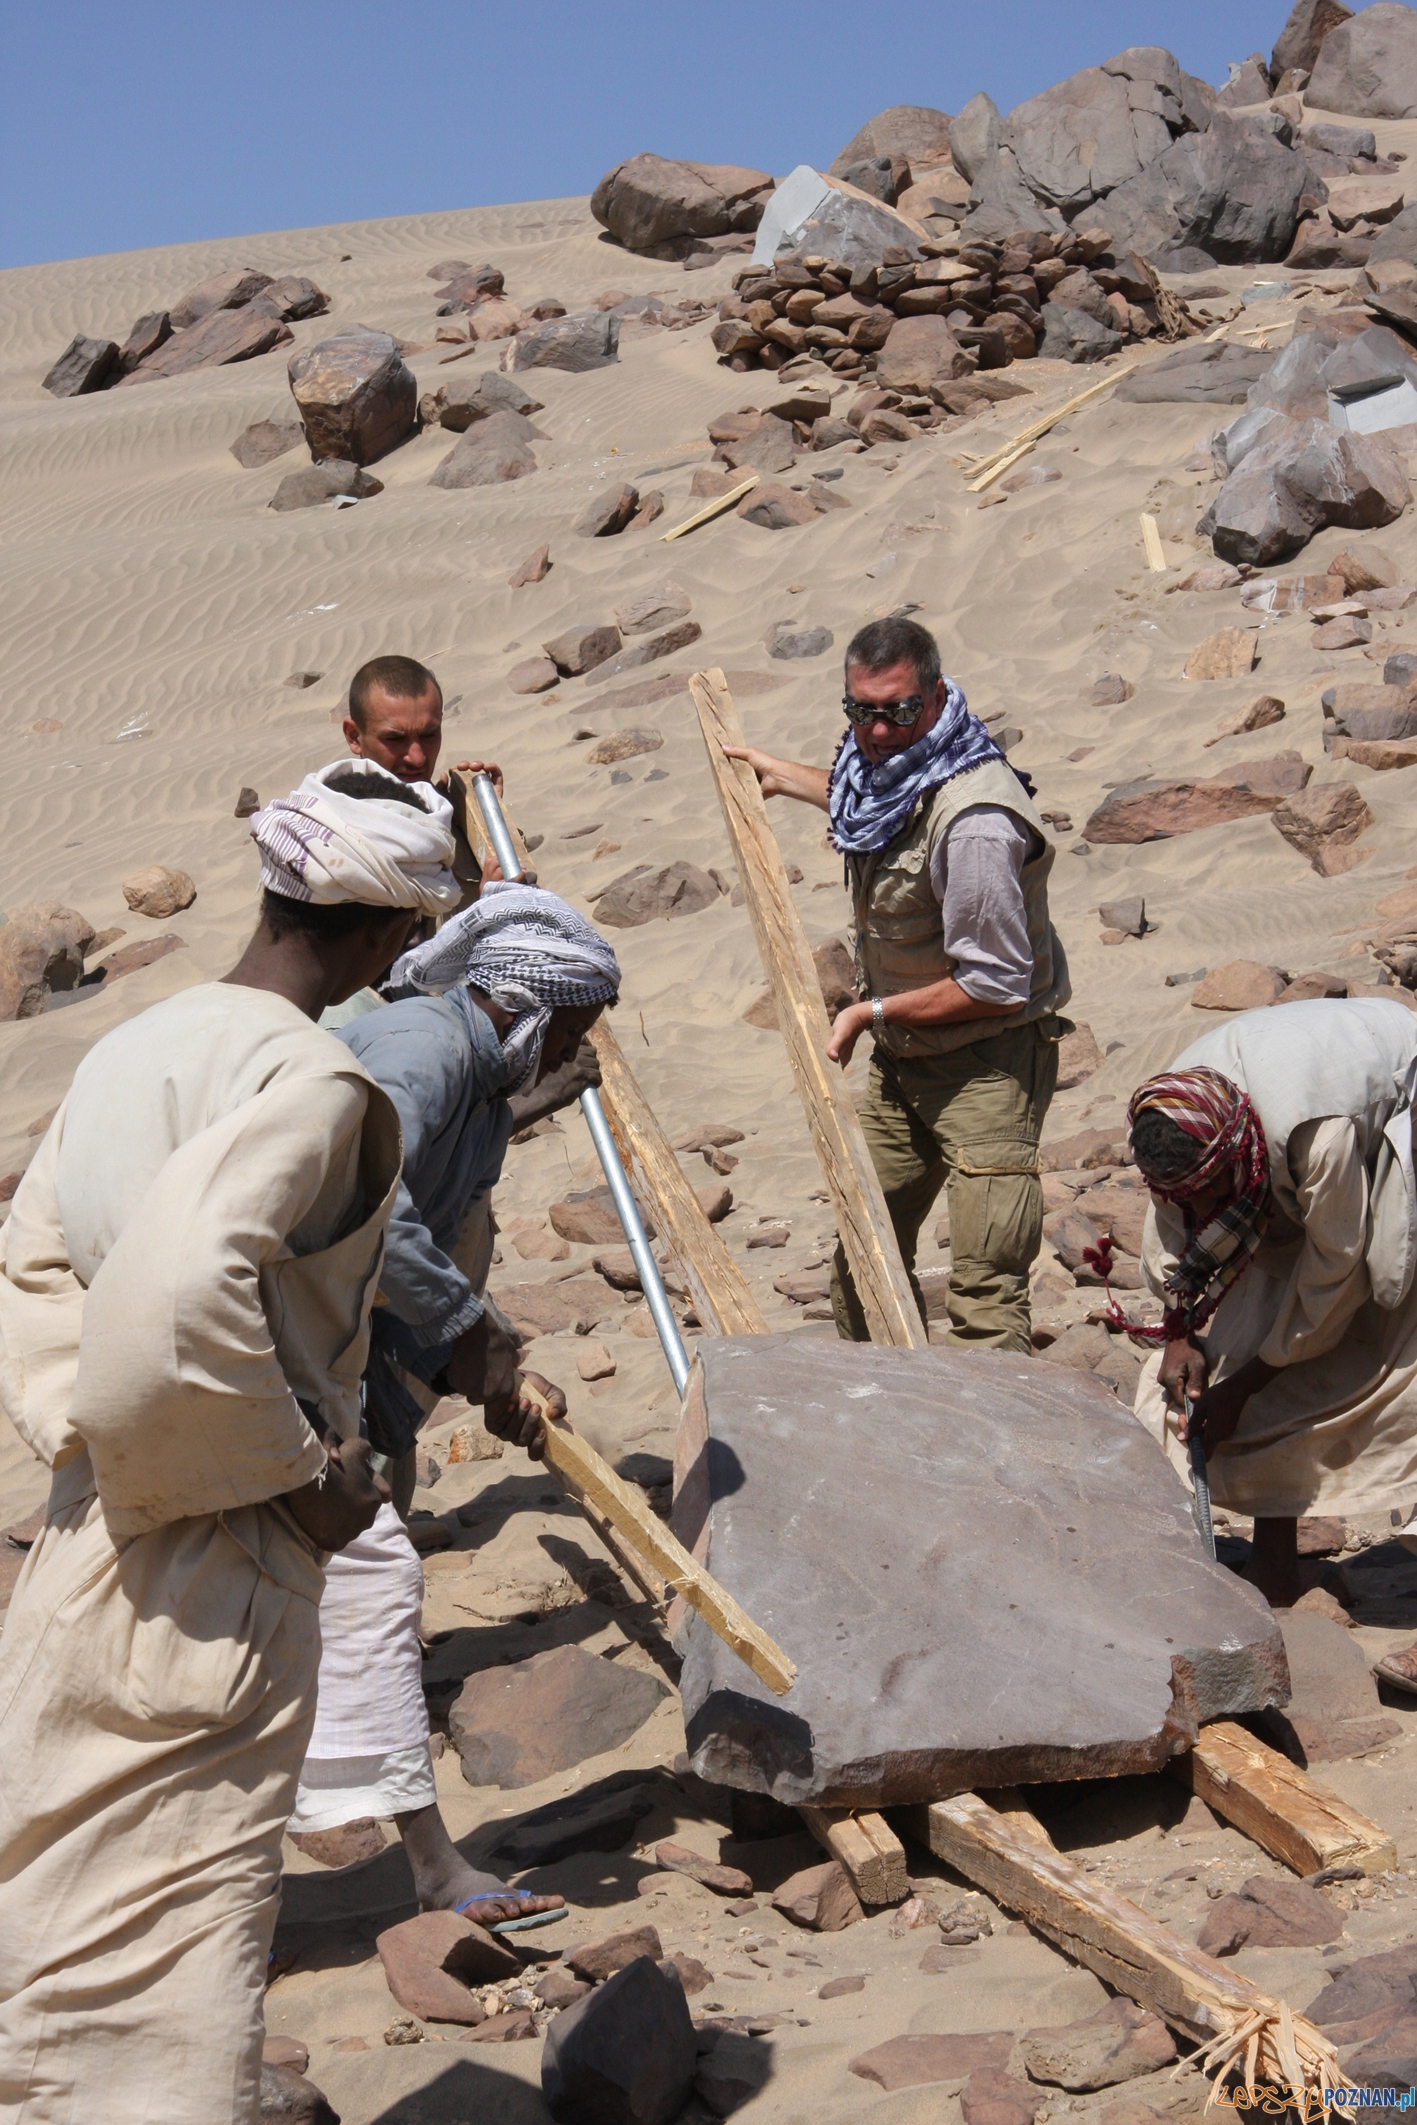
[846, 756, 1070, 1061]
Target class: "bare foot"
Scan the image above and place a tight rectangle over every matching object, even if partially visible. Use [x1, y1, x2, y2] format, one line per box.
[395, 1800, 564, 1923]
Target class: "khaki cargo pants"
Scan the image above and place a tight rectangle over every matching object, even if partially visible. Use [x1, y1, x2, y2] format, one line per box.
[830, 1017, 1062, 1355]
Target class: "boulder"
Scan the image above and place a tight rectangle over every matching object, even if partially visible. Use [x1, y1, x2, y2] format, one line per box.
[583, 619, 702, 682]
[168, 267, 273, 329]
[766, 621, 833, 659]
[1039, 304, 1122, 363]
[1273, 781, 1373, 869]
[675, 1335, 1285, 1805]
[1197, 1877, 1343, 1955]
[1268, 1606, 1400, 1759]
[614, 584, 691, 636]
[550, 1185, 655, 1245]
[1200, 416, 1410, 566]
[1084, 776, 1284, 842]
[509, 542, 551, 587]
[591, 153, 773, 259]
[506, 311, 620, 373]
[1327, 175, 1408, 229]
[962, 2072, 1049, 2125]
[449, 1643, 669, 1789]
[1114, 341, 1271, 402]
[375, 1910, 518, 2023]
[737, 482, 820, 529]
[1217, 54, 1275, 106]
[1091, 111, 1310, 264]
[1185, 627, 1261, 680]
[116, 311, 172, 375]
[829, 106, 952, 179]
[232, 418, 305, 468]
[424, 371, 543, 430]
[965, 147, 1058, 238]
[258, 2061, 339, 2123]
[1006, 48, 1190, 215]
[542, 1958, 697, 2125]
[877, 314, 974, 390]
[1309, 2, 1417, 117]
[42, 335, 119, 397]
[122, 865, 195, 918]
[594, 862, 723, 927]
[543, 621, 621, 675]
[1192, 961, 1289, 1009]
[259, 275, 328, 322]
[577, 483, 641, 537]
[1022, 2001, 1176, 2091]
[772, 1861, 865, 1931]
[951, 93, 1004, 183]
[119, 307, 293, 383]
[565, 1927, 664, 1984]
[850, 2032, 1019, 2093]
[287, 330, 416, 466]
[717, 416, 796, 474]
[0, 903, 97, 1021]
[269, 461, 383, 511]
[488, 1277, 613, 1340]
[507, 657, 559, 694]
[1369, 202, 1417, 265]
[1273, 0, 1354, 79]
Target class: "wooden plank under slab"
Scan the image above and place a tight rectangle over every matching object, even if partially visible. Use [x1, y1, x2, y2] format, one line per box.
[800, 1807, 909, 1904]
[1172, 1719, 1397, 1877]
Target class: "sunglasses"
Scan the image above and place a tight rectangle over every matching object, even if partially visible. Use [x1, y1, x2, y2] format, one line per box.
[842, 693, 926, 727]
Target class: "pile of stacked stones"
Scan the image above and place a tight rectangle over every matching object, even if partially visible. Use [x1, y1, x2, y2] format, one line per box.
[711, 227, 1179, 378]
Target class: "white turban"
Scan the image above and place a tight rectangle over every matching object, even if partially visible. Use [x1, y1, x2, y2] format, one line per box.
[390, 881, 622, 1092]
[250, 759, 460, 917]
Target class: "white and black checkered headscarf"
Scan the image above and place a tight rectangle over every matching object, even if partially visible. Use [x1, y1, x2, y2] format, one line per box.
[390, 881, 621, 1091]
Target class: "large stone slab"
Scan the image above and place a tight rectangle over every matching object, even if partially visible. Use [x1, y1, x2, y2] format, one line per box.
[673, 1336, 1287, 1806]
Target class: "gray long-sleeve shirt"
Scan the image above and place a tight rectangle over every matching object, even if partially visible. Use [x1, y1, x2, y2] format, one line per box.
[927, 805, 1038, 1007]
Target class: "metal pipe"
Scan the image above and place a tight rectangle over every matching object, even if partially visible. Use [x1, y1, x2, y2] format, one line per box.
[469, 773, 692, 1397]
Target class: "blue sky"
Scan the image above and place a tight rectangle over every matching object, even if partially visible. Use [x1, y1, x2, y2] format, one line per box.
[4, 0, 1291, 269]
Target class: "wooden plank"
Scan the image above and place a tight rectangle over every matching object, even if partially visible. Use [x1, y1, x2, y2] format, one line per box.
[1140, 512, 1167, 572]
[800, 1806, 909, 1905]
[588, 1022, 768, 1338]
[536, 1409, 796, 1697]
[968, 365, 1141, 481]
[1172, 1720, 1397, 1878]
[907, 1790, 1350, 2093]
[965, 439, 1034, 494]
[689, 668, 926, 1350]
[661, 476, 758, 542]
[977, 1787, 1056, 1852]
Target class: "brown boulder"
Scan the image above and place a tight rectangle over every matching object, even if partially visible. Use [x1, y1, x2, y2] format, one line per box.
[287, 330, 416, 466]
[718, 417, 797, 475]
[488, 1277, 612, 1339]
[122, 865, 195, 918]
[654, 1842, 753, 1896]
[577, 483, 641, 537]
[1021, 1999, 1176, 2090]
[1273, 782, 1373, 870]
[737, 482, 819, 529]
[772, 1861, 864, 1932]
[962, 2072, 1049, 2125]
[509, 542, 551, 587]
[745, 938, 856, 1029]
[231, 418, 305, 469]
[593, 861, 723, 927]
[118, 306, 292, 384]
[169, 267, 273, 328]
[877, 314, 974, 391]
[42, 335, 119, 397]
[1184, 627, 1260, 680]
[1056, 1023, 1103, 1089]
[0, 902, 97, 1020]
[258, 2060, 339, 2122]
[507, 657, 559, 695]
[551, 1185, 655, 1245]
[269, 462, 383, 512]
[1332, 542, 1398, 591]
[116, 312, 172, 375]
[430, 409, 538, 489]
[591, 153, 773, 260]
[1083, 777, 1283, 842]
[565, 1925, 664, 1984]
[448, 1643, 669, 1788]
[1192, 961, 1289, 1010]
[614, 584, 692, 636]
[582, 620, 703, 684]
[543, 622, 621, 676]
[850, 2031, 1014, 2092]
[376, 1910, 518, 2022]
[1197, 1876, 1342, 1955]
[260, 276, 329, 322]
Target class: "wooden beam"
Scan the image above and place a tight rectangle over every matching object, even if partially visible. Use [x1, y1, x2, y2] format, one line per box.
[967, 365, 1141, 482]
[906, 1790, 1350, 2094]
[537, 1410, 796, 1697]
[688, 668, 926, 1350]
[800, 1806, 909, 1905]
[661, 476, 758, 542]
[976, 1787, 1056, 1852]
[588, 1022, 768, 1338]
[1140, 513, 1167, 572]
[1173, 1720, 1397, 1878]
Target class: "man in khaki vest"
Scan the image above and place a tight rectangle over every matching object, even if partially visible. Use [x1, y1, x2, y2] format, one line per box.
[726, 617, 1070, 1352]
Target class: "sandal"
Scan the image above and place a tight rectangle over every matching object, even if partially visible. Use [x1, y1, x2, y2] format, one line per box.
[1372, 1646, 1417, 1696]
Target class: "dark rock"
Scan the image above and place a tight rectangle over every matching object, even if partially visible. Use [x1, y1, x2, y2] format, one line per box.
[116, 312, 171, 375]
[594, 862, 723, 928]
[584, 621, 702, 683]
[269, 461, 383, 511]
[1040, 303, 1123, 363]
[591, 154, 773, 260]
[258, 2061, 339, 2123]
[1092, 110, 1310, 264]
[772, 1861, 865, 1931]
[550, 1185, 655, 1244]
[1006, 48, 1189, 216]
[566, 1926, 664, 1984]
[1021, 1999, 1177, 2089]
[744, 938, 857, 1031]
[375, 1910, 518, 2023]
[1200, 415, 1409, 565]
[287, 1818, 386, 1867]
[1262, 1607, 1400, 1759]
[1084, 774, 1287, 842]
[1274, 0, 1354, 80]
[169, 267, 273, 329]
[850, 2031, 1015, 2092]
[1217, 54, 1275, 107]
[1304, 120, 1377, 159]
[536, 1968, 592, 2009]
[1197, 1874, 1343, 1954]
[543, 621, 621, 675]
[260, 276, 329, 322]
[675, 1335, 1285, 1805]
[0, 903, 96, 1020]
[877, 314, 975, 391]
[287, 330, 415, 465]
[488, 1277, 615, 1343]
[1309, 1942, 1417, 2032]
[508, 312, 620, 372]
[459, 2009, 537, 2044]
[819, 1973, 869, 1998]
[430, 408, 538, 489]
[717, 416, 796, 475]
[838, 158, 899, 204]
[693, 2026, 771, 2115]
[1098, 896, 1147, 937]
[830, 105, 952, 179]
[235, 786, 261, 818]
[231, 418, 304, 468]
[737, 482, 820, 530]
[42, 336, 120, 397]
[448, 1644, 669, 1788]
[262, 2039, 309, 2074]
[542, 1957, 697, 2125]
[577, 483, 641, 537]
[765, 621, 834, 658]
[965, 148, 1057, 238]
[423, 371, 543, 431]
[654, 1842, 753, 1896]
[1310, 4, 1417, 117]
[119, 307, 292, 383]
[1369, 203, 1417, 265]
[1114, 341, 1271, 402]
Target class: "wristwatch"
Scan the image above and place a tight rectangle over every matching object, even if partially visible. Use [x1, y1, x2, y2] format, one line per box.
[872, 997, 886, 1038]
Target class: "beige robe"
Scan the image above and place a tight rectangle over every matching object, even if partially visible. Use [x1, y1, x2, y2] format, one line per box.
[0, 983, 400, 2125]
[1134, 1000, 1417, 1522]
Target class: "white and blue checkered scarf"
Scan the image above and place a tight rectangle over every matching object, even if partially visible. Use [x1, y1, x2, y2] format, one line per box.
[828, 678, 1007, 855]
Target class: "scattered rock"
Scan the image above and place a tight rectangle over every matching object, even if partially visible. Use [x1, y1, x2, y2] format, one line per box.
[551, 1185, 654, 1245]
[765, 621, 834, 658]
[258, 2061, 339, 2123]
[507, 312, 620, 373]
[850, 2031, 1014, 2093]
[772, 1862, 864, 1932]
[542, 1957, 697, 2125]
[1040, 303, 1122, 363]
[489, 1277, 614, 1340]
[544, 622, 622, 676]
[1185, 627, 1260, 680]
[42, 335, 120, 397]
[507, 657, 560, 694]
[654, 1843, 753, 1897]
[430, 409, 539, 489]
[1205, 694, 1287, 745]
[566, 1926, 665, 1985]
[262, 2039, 310, 2075]
[446, 1424, 504, 1463]
[1266, 1606, 1401, 1760]
[1192, 960, 1289, 1009]
[509, 543, 551, 587]
[169, 267, 273, 330]
[1272, 781, 1373, 870]
[116, 312, 172, 375]
[744, 938, 857, 1029]
[614, 584, 692, 636]
[962, 2070, 1050, 2125]
[594, 862, 723, 927]
[737, 482, 820, 530]
[1200, 416, 1410, 567]
[589, 729, 664, 765]
[1115, 341, 1272, 404]
[288, 330, 416, 466]
[819, 1973, 869, 1999]
[269, 461, 383, 511]
[536, 1968, 592, 2009]
[1089, 674, 1135, 705]
[260, 276, 329, 323]
[288, 1819, 386, 1868]
[119, 306, 293, 383]
[577, 484, 641, 538]
[121, 866, 195, 918]
[1197, 1876, 1343, 1955]
[576, 1340, 617, 1382]
[1021, 1999, 1177, 2090]
[375, 1910, 518, 2024]
[1056, 1023, 1105, 1089]
[0, 903, 96, 1020]
[584, 620, 703, 684]
[232, 418, 305, 468]
[447, 1644, 669, 1789]
[1083, 773, 1288, 841]
[235, 787, 261, 818]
